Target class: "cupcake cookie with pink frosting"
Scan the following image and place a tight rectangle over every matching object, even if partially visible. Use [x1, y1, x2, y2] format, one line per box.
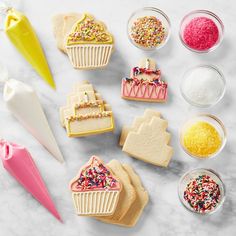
[70, 156, 122, 216]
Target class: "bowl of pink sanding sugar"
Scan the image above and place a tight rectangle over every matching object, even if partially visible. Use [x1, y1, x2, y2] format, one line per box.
[179, 10, 224, 53]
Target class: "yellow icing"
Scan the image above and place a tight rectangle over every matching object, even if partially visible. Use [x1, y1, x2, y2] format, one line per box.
[67, 13, 113, 45]
[67, 102, 114, 137]
[183, 121, 222, 157]
[5, 9, 55, 89]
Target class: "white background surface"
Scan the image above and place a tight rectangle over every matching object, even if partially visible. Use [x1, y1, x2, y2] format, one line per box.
[0, 0, 236, 235]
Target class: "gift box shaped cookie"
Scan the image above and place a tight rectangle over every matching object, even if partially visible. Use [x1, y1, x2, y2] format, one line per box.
[60, 81, 115, 137]
[121, 58, 168, 102]
[70, 156, 122, 216]
[65, 13, 114, 69]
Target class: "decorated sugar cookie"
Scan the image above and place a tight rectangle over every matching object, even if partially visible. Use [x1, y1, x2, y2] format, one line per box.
[70, 156, 122, 216]
[121, 58, 168, 102]
[66, 13, 114, 69]
[69, 156, 148, 227]
[60, 81, 115, 137]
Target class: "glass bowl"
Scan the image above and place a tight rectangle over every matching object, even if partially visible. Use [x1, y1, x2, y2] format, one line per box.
[127, 7, 171, 51]
[179, 10, 224, 53]
[180, 65, 226, 108]
[180, 114, 226, 159]
[178, 168, 226, 215]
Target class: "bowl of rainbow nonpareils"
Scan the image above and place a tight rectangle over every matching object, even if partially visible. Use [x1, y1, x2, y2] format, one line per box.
[178, 168, 226, 215]
[179, 10, 224, 53]
[127, 7, 171, 51]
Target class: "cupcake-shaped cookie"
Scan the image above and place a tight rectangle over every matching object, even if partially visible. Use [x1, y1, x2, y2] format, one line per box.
[70, 156, 122, 216]
[66, 13, 114, 69]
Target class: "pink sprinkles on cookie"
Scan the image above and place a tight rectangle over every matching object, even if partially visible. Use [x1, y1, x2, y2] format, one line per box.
[183, 17, 219, 51]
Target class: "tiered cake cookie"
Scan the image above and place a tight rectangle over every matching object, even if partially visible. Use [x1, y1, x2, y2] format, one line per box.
[121, 58, 168, 102]
[60, 81, 115, 137]
[70, 156, 122, 216]
[70, 157, 149, 227]
[119, 109, 161, 146]
[121, 109, 173, 167]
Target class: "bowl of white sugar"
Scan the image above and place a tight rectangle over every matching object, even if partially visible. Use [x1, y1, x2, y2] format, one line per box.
[180, 65, 226, 108]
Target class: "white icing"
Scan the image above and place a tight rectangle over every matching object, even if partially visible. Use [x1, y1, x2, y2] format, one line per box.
[3, 79, 64, 163]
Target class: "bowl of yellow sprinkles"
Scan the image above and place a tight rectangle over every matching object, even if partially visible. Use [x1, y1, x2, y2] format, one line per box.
[180, 114, 226, 159]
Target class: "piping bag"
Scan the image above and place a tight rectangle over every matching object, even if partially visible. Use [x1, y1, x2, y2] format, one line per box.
[0, 4, 55, 89]
[0, 139, 62, 221]
[0, 64, 64, 163]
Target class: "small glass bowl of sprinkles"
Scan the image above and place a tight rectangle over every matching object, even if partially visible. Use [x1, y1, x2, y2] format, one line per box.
[180, 114, 226, 159]
[180, 65, 226, 108]
[127, 7, 171, 51]
[178, 168, 225, 215]
[179, 10, 224, 53]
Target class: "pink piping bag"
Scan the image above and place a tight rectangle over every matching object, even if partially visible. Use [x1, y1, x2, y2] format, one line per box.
[0, 139, 62, 222]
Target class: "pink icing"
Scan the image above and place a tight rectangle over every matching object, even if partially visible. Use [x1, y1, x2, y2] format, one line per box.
[0, 140, 62, 221]
[121, 65, 167, 101]
[183, 16, 219, 51]
[122, 80, 167, 101]
[70, 156, 121, 192]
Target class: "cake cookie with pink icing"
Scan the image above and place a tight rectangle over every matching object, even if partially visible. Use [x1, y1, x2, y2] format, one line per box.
[70, 156, 122, 216]
[121, 58, 168, 102]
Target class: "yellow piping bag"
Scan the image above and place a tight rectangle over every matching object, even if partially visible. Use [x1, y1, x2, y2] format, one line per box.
[4, 8, 56, 89]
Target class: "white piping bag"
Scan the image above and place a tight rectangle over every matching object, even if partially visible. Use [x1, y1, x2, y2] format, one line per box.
[0, 64, 64, 163]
